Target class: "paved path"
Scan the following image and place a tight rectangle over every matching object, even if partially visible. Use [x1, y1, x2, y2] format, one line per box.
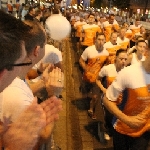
[53, 39, 113, 150]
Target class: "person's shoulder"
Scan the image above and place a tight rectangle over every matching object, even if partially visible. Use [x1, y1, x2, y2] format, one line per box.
[3, 78, 27, 95]
[102, 48, 109, 55]
[45, 44, 55, 51]
[104, 41, 111, 46]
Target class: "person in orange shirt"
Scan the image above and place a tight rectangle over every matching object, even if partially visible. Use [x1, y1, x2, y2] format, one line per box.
[122, 22, 133, 40]
[74, 16, 87, 53]
[7, 0, 13, 14]
[80, 13, 101, 50]
[103, 14, 120, 42]
[79, 32, 109, 119]
[129, 18, 141, 47]
[117, 27, 130, 50]
[103, 39, 150, 150]
[96, 49, 127, 139]
[104, 32, 121, 64]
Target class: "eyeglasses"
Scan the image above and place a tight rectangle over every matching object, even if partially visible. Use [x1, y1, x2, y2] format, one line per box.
[5, 58, 32, 71]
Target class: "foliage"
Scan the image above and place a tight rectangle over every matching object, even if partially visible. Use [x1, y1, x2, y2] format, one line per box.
[92, 0, 102, 8]
[112, 0, 130, 9]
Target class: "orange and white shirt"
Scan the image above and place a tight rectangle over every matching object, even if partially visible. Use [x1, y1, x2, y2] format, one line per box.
[7, 3, 13, 11]
[99, 64, 117, 87]
[103, 20, 120, 42]
[81, 24, 101, 46]
[99, 64, 123, 104]
[74, 21, 87, 37]
[81, 45, 109, 82]
[125, 29, 133, 40]
[104, 41, 121, 64]
[106, 62, 150, 137]
[129, 24, 141, 41]
[117, 37, 129, 49]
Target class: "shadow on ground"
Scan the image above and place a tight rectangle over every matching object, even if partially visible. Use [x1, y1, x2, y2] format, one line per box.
[71, 97, 91, 110]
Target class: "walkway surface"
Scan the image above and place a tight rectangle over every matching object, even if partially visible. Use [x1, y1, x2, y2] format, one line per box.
[53, 39, 113, 150]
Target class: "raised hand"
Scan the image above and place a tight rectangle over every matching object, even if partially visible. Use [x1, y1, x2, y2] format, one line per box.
[3, 98, 46, 150]
[45, 67, 64, 97]
[40, 96, 63, 125]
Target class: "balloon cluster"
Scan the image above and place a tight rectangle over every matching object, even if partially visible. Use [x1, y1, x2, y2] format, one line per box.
[46, 14, 71, 41]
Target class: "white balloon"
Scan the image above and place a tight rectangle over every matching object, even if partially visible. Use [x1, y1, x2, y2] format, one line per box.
[46, 14, 71, 41]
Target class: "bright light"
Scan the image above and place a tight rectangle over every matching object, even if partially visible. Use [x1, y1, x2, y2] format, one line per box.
[73, 6, 77, 9]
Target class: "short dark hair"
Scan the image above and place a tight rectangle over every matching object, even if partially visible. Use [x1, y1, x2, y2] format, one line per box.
[116, 49, 127, 57]
[35, 9, 42, 17]
[52, 8, 59, 14]
[88, 13, 95, 18]
[23, 20, 46, 55]
[28, 7, 34, 13]
[109, 14, 115, 18]
[135, 40, 147, 46]
[0, 10, 31, 71]
[96, 32, 105, 39]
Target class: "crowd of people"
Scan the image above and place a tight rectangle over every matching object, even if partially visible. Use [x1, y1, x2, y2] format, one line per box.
[1, 1, 150, 150]
[68, 6, 150, 150]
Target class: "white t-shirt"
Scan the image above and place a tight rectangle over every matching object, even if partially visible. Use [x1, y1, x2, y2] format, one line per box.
[99, 64, 117, 78]
[81, 45, 109, 61]
[33, 44, 62, 70]
[106, 62, 150, 136]
[42, 44, 62, 64]
[117, 37, 129, 45]
[131, 53, 145, 65]
[104, 41, 118, 49]
[0, 77, 34, 122]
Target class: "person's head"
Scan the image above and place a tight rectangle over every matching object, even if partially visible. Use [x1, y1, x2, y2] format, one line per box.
[110, 32, 118, 45]
[140, 26, 146, 34]
[122, 22, 129, 31]
[109, 14, 115, 24]
[0, 10, 31, 92]
[135, 35, 144, 42]
[35, 9, 43, 20]
[142, 39, 150, 73]
[88, 13, 95, 24]
[80, 16, 84, 22]
[119, 27, 126, 38]
[23, 20, 46, 71]
[143, 30, 150, 40]
[52, 8, 59, 14]
[17, 20, 46, 79]
[95, 32, 105, 51]
[29, 7, 35, 16]
[135, 18, 140, 26]
[115, 49, 127, 71]
[135, 40, 147, 55]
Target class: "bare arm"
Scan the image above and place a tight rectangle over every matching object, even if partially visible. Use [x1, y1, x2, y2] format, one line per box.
[27, 79, 45, 96]
[96, 77, 106, 94]
[103, 95, 146, 128]
[79, 57, 86, 71]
